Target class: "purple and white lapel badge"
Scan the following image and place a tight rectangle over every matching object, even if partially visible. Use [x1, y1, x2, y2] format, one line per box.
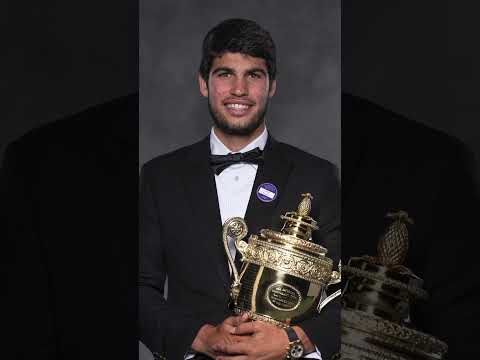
[256, 182, 278, 203]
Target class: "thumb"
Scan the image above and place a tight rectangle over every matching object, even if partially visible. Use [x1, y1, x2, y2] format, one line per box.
[235, 312, 251, 326]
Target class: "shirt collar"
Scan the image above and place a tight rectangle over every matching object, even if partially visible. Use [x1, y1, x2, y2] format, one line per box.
[210, 126, 268, 155]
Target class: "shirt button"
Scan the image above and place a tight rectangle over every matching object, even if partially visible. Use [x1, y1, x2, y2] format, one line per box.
[234, 176, 239, 181]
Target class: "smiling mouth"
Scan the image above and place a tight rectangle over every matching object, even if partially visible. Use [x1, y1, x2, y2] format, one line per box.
[224, 102, 254, 116]
[226, 103, 250, 110]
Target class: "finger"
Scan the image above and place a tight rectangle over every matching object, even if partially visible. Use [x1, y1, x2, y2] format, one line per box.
[222, 323, 236, 334]
[239, 312, 251, 323]
[223, 315, 243, 327]
[232, 312, 252, 326]
[216, 356, 248, 360]
[222, 317, 244, 334]
[212, 341, 250, 354]
[233, 321, 257, 335]
[225, 313, 252, 330]
[232, 335, 246, 343]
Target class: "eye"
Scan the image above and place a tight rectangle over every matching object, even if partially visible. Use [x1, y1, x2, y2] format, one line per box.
[248, 72, 262, 79]
[217, 72, 232, 78]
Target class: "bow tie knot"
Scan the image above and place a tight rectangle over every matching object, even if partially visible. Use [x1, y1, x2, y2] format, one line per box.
[210, 147, 264, 175]
[230, 153, 243, 162]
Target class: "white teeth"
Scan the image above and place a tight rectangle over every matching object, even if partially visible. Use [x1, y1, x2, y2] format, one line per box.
[226, 103, 249, 110]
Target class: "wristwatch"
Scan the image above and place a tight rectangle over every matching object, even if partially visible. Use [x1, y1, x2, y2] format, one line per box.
[284, 326, 304, 359]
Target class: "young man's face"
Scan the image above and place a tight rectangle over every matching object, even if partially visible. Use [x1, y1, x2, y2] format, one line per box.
[199, 52, 276, 136]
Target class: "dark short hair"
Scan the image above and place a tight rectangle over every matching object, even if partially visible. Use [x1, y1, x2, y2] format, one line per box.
[199, 18, 277, 82]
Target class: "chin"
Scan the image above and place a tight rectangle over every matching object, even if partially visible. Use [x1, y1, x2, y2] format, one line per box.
[222, 118, 261, 134]
[209, 103, 266, 137]
[219, 123, 259, 136]
[226, 119, 254, 130]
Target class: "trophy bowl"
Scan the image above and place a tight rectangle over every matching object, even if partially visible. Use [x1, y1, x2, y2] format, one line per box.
[222, 193, 341, 326]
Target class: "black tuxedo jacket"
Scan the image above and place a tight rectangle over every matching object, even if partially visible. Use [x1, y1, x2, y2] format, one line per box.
[139, 135, 341, 359]
[2, 95, 138, 360]
[342, 93, 480, 359]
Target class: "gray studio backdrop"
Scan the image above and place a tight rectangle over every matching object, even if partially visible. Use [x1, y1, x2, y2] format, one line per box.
[139, 1, 340, 358]
[140, 0, 340, 168]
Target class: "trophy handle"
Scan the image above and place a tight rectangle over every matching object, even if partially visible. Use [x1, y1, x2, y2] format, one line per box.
[222, 217, 249, 286]
[317, 261, 342, 313]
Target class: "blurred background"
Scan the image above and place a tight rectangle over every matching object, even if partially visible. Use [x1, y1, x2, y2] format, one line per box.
[1, 0, 137, 163]
[343, 2, 479, 176]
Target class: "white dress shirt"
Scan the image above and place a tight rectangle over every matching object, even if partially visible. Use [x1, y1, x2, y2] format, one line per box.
[210, 127, 268, 261]
[185, 127, 321, 359]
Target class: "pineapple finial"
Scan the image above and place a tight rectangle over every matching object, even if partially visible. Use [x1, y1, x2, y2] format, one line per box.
[377, 210, 413, 266]
[298, 193, 313, 216]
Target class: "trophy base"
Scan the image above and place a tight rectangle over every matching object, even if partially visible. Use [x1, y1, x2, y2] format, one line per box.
[233, 308, 288, 328]
[339, 309, 447, 360]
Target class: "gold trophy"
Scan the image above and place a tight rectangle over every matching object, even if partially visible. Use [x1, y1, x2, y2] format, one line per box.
[222, 193, 341, 326]
[339, 211, 448, 360]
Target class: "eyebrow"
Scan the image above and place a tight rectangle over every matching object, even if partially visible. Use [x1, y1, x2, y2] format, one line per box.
[211, 67, 268, 76]
[247, 68, 267, 76]
[211, 67, 234, 75]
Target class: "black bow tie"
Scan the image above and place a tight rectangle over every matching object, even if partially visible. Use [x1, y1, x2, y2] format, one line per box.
[210, 147, 264, 175]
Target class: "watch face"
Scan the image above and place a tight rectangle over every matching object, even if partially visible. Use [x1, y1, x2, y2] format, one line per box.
[290, 343, 304, 358]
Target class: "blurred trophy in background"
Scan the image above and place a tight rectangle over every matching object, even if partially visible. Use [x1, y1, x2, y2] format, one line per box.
[339, 211, 448, 360]
[222, 193, 341, 327]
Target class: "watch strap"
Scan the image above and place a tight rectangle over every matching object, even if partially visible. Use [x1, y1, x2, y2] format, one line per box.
[285, 326, 300, 342]
[284, 326, 304, 359]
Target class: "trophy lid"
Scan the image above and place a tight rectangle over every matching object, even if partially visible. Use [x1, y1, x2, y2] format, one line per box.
[259, 193, 328, 257]
[280, 193, 319, 241]
[343, 211, 428, 324]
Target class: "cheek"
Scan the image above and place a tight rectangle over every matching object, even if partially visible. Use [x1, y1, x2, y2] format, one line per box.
[250, 85, 270, 102]
[209, 81, 231, 99]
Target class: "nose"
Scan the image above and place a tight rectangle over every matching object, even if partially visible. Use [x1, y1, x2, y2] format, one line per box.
[231, 77, 248, 96]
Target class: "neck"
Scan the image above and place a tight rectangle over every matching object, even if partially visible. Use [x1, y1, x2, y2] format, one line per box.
[213, 123, 266, 152]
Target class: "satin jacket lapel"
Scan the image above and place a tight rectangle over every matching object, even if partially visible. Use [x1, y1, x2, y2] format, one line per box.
[180, 137, 230, 290]
[244, 136, 293, 236]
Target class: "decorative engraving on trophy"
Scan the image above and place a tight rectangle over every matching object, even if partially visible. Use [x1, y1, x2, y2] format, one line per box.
[243, 241, 331, 284]
[227, 218, 248, 238]
[266, 282, 303, 311]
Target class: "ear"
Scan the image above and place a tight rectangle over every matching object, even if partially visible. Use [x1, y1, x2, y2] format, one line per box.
[198, 73, 209, 97]
[268, 79, 277, 97]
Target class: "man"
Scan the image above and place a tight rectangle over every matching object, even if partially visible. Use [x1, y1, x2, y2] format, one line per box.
[139, 19, 340, 359]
